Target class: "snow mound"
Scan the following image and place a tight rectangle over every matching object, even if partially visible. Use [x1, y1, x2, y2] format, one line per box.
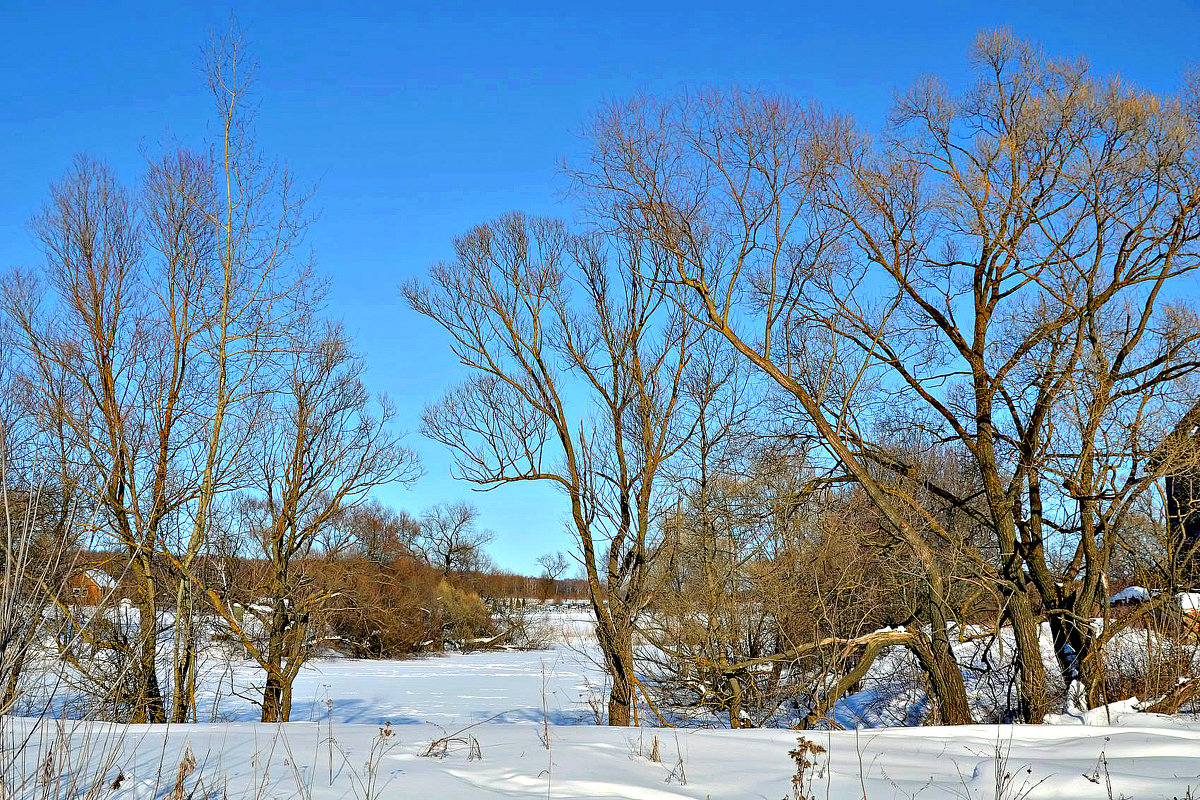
[1109, 586, 1150, 603]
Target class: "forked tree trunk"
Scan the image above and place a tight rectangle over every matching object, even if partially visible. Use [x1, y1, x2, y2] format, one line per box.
[261, 672, 295, 723]
[260, 601, 304, 723]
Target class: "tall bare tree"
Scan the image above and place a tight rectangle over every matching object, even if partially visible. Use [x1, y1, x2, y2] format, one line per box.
[2, 157, 182, 721]
[577, 32, 1200, 721]
[201, 321, 419, 722]
[407, 214, 718, 725]
[164, 26, 315, 723]
[1, 26, 317, 723]
[417, 501, 492, 575]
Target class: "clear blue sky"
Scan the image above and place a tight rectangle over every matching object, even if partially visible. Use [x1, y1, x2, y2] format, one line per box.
[1, 1, 1196, 573]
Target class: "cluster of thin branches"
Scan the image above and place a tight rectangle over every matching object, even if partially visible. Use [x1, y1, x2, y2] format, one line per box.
[408, 30, 1200, 727]
[0, 26, 420, 726]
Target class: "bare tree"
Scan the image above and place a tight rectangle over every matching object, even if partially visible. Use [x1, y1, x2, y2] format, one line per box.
[1, 157, 183, 722]
[345, 499, 420, 565]
[417, 502, 492, 575]
[537, 551, 569, 581]
[406, 214, 718, 725]
[0, 24, 314, 723]
[201, 321, 420, 722]
[577, 32, 1200, 722]
[575, 95, 975, 723]
[534, 551, 571, 601]
[163, 25, 314, 723]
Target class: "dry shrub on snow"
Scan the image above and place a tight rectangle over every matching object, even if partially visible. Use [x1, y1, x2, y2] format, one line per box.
[325, 554, 443, 657]
[437, 580, 495, 649]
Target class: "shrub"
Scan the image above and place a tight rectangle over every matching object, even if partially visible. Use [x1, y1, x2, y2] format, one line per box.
[325, 555, 442, 657]
[437, 580, 495, 649]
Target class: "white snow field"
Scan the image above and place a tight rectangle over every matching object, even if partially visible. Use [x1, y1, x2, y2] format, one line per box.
[7, 607, 1200, 799]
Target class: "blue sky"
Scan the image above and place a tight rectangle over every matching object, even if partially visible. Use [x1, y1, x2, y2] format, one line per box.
[1, 1, 1196, 573]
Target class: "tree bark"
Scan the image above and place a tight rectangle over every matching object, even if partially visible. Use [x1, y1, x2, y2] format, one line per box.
[907, 604, 972, 726]
[1006, 591, 1049, 722]
[171, 578, 197, 723]
[262, 672, 285, 723]
[135, 577, 166, 723]
[602, 618, 635, 726]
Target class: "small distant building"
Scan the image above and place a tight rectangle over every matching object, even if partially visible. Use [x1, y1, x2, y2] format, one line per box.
[1109, 585, 1151, 606]
[64, 569, 116, 606]
[1175, 592, 1200, 634]
[1105, 586, 1200, 631]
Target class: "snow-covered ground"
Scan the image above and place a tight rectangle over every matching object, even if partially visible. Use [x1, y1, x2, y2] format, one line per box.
[195, 646, 602, 727]
[8, 606, 1200, 798]
[8, 707, 1200, 797]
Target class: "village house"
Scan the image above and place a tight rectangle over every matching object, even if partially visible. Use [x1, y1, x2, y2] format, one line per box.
[63, 569, 116, 606]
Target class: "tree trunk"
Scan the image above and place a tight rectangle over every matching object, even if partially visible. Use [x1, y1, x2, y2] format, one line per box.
[1049, 612, 1106, 711]
[908, 604, 973, 725]
[171, 579, 197, 723]
[603, 623, 635, 726]
[1, 649, 26, 714]
[262, 604, 289, 722]
[135, 577, 166, 724]
[1006, 591, 1049, 722]
[727, 671, 744, 729]
[262, 672, 285, 723]
[281, 678, 294, 722]
[171, 643, 194, 723]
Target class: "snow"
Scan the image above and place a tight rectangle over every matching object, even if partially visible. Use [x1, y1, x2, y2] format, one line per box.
[1100, 589, 1200, 611]
[1109, 585, 1150, 603]
[1044, 695, 1145, 726]
[9, 606, 1200, 797]
[196, 648, 601, 727]
[7, 715, 1200, 798]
